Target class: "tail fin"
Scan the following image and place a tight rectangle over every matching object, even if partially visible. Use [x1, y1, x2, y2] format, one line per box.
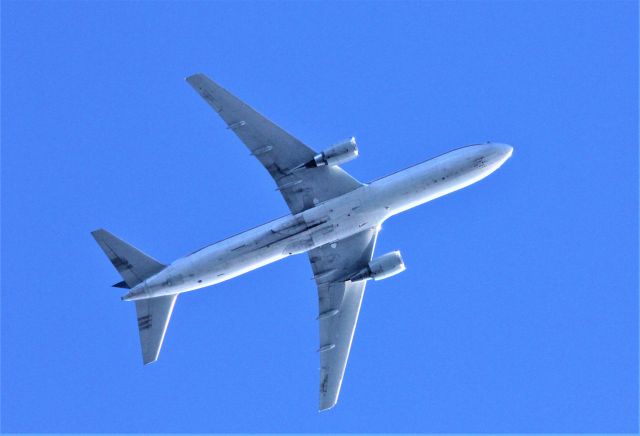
[91, 229, 165, 288]
[92, 229, 175, 364]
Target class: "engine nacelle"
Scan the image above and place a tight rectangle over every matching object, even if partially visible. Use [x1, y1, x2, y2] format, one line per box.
[350, 251, 406, 282]
[307, 137, 358, 168]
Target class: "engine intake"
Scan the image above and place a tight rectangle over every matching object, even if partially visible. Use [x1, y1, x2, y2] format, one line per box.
[350, 251, 406, 282]
[306, 137, 358, 168]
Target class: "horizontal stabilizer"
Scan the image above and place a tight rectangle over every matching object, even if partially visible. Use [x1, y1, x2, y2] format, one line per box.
[136, 294, 178, 364]
[91, 229, 165, 288]
[112, 280, 129, 289]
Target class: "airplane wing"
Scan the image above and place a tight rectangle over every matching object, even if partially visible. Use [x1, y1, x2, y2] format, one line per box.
[308, 227, 378, 411]
[186, 73, 362, 214]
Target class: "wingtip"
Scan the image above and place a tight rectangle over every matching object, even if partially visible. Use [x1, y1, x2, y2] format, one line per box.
[185, 72, 206, 83]
[318, 400, 337, 412]
[143, 349, 162, 365]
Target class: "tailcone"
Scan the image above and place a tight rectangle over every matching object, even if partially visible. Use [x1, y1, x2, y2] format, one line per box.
[121, 287, 147, 301]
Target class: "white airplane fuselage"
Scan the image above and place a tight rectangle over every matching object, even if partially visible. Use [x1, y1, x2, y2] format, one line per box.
[123, 142, 512, 301]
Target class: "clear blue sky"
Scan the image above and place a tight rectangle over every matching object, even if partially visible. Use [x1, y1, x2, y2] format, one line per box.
[2, 1, 637, 433]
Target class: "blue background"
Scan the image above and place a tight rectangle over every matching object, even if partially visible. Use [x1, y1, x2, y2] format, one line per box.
[2, 1, 637, 433]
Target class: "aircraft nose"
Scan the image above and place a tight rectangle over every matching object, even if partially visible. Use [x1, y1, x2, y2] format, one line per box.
[494, 143, 513, 157]
[491, 143, 513, 163]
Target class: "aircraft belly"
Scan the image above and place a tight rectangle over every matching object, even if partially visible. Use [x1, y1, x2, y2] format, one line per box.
[170, 191, 383, 293]
[190, 242, 289, 287]
[161, 146, 507, 297]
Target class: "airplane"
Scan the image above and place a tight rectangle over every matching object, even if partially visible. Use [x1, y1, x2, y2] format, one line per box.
[92, 73, 513, 411]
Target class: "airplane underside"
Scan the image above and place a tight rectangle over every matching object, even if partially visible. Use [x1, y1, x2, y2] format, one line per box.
[92, 73, 512, 411]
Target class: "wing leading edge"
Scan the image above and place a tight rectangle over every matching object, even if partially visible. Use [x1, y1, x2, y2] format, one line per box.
[308, 228, 378, 411]
[185, 73, 362, 214]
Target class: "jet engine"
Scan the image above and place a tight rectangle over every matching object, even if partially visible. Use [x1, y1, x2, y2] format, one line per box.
[349, 251, 406, 282]
[306, 137, 358, 168]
